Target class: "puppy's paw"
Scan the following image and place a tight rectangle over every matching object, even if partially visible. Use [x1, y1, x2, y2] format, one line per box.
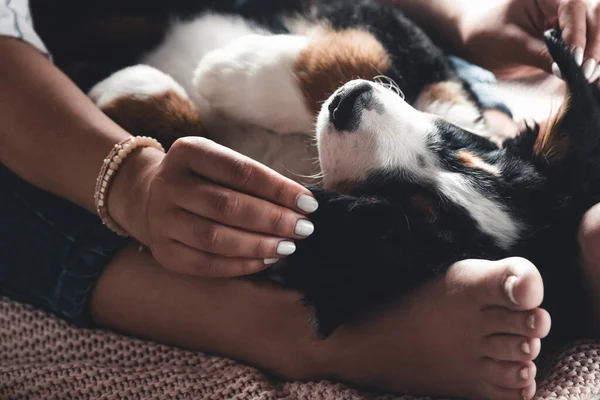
[89, 65, 203, 149]
[193, 34, 314, 135]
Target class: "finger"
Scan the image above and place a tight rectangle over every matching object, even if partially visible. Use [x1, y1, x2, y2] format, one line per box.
[176, 177, 314, 239]
[513, 30, 555, 73]
[168, 209, 297, 259]
[584, 3, 600, 81]
[172, 137, 319, 214]
[558, 0, 588, 51]
[158, 240, 272, 278]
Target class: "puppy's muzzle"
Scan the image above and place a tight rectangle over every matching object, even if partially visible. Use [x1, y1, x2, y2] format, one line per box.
[328, 82, 374, 132]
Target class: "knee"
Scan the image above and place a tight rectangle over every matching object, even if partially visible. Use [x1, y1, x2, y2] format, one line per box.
[578, 203, 600, 262]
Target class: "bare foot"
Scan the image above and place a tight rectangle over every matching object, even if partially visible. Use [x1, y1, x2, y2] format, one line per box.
[323, 257, 551, 400]
[578, 202, 600, 333]
[92, 245, 549, 400]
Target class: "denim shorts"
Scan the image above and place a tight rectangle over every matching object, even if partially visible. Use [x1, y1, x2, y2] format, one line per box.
[0, 55, 510, 328]
[0, 164, 128, 327]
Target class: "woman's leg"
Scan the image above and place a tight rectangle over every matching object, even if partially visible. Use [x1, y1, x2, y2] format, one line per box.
[90, 244, 550, 400]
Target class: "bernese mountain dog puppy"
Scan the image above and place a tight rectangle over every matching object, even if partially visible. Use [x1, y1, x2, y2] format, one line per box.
[39, 0, 600, 343]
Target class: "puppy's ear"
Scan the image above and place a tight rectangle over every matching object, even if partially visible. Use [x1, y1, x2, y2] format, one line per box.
[279, 188, 407, 338]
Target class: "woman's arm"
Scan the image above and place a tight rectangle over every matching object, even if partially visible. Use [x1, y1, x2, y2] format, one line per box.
[0, 37, 136, 213]
[0, 37, 318, 276]
[386, 0, 600, 78]
[380, 0, 467, 51]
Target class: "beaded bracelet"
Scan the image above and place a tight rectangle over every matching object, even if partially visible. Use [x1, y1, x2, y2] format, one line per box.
[94, 136, 165, 237]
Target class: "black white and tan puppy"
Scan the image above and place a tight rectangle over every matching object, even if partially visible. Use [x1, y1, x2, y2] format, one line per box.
[45, 0, 599, 342]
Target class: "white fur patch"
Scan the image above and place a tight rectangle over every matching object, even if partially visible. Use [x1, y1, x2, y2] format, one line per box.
[141, 13, 268, 105]
[193, 33, 314, 135]
[89, 65, 189, 108]
[436, 172, 520, 248]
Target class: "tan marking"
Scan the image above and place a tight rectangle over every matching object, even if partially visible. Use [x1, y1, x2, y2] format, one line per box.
[533, 99, 570, 162]
[456, 151, 501, 176]
[415, 81, 471, 107]
[408, 195, 438, 223]
[101, 90, 204, 150]
[293, 29, 392, 114]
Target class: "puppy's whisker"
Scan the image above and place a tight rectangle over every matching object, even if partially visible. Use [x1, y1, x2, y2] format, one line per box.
[373, 75, 404, 100]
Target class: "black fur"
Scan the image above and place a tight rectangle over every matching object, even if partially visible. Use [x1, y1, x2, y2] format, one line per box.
[277, 29, 600, 342]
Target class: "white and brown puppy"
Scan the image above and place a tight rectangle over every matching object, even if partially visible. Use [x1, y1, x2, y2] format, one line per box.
[86, 1, 595, 342]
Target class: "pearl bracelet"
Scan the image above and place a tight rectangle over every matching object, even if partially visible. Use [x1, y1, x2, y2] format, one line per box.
[94, 136, 165, 237]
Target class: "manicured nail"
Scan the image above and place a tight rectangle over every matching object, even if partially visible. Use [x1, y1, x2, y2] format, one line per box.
[276, 241, 296, 256]
[521, 390, 528, 400]
[527, 314, 536, 330]
[551, 62, 562, 79]
[520, 367, 529, 380]
[521, 341, 531, 355]
[583, 59, 597, 81]
[591, 64, 600, 83]
[504, 276, 519, 306]
[295, 219, 315, 237]
[264, 258, 279, 265]
[573, 47, 584, 66]
[297, 195, 319, 213]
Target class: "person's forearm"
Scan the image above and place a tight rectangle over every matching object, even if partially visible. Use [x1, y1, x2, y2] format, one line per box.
[0, 37, 152, 215]
[381, 0, 468, 52]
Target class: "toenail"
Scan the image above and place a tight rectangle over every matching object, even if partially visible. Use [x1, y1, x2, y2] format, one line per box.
[521, 341, 531, 355]
[504, 276, 519, 305]
[520, 367, 529, 380]
[527, 314, 536, 330]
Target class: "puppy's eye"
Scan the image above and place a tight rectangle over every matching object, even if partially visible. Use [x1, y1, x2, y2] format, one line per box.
[373, 75, 405, 100]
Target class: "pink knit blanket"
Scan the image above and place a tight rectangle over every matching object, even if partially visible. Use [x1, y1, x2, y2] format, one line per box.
[0, 297, 598, 399]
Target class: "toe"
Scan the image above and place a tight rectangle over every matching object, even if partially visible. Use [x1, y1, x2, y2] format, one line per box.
[481, 335, 540, 362]
[452, 257, 544, 311]
[477, 382, 537, 400]
[477, 359, 536, 390]
[481, 308, 552, 338]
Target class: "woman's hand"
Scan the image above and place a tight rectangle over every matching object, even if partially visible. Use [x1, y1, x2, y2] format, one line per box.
[109, 137, 319, 278]
[457, 0, 600, 79]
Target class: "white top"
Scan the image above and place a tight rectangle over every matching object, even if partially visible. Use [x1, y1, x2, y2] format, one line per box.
[0, 0, 48, 55]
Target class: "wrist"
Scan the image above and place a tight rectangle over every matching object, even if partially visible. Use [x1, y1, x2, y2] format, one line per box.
[106, 146, 164, 244]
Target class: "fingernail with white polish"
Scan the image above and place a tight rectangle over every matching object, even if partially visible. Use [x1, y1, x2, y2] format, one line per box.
[295, 219, 315, 237]
[574, 47, 584, 66]
[276, 241, 296, 256]
[590, 64, 600, 83]
[521, 341, 531, 355]
[583, 59, 597, 81]
[552, 62, 562, 79]
[297, 195, 319, 213]
[520, 367, 529, 380]
[504, 275, 520, 306]
[264, 258, 279, 265]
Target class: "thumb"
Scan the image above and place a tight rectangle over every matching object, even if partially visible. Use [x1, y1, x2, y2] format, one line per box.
[516, 30, 554, 73]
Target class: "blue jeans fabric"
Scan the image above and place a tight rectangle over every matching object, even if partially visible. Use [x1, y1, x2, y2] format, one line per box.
[0, 164, 128, 326]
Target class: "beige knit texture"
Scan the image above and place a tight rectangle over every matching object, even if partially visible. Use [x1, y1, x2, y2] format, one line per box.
[1, 297, 599, 400]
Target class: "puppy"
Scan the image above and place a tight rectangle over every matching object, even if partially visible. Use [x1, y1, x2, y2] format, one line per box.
[67, 1, 596, 341]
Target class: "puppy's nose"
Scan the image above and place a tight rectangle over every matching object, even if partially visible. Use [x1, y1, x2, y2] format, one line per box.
[328, 82, 373, 132]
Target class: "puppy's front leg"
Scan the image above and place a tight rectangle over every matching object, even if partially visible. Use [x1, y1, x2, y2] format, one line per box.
[193, 34, 315, 135]
[89, 65, 204, 150]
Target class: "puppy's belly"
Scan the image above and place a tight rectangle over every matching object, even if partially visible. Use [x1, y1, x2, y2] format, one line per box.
[202, 114, 320, 185]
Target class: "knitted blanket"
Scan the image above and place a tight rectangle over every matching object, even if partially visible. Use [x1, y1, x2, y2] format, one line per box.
[1, 297, 599, 400]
